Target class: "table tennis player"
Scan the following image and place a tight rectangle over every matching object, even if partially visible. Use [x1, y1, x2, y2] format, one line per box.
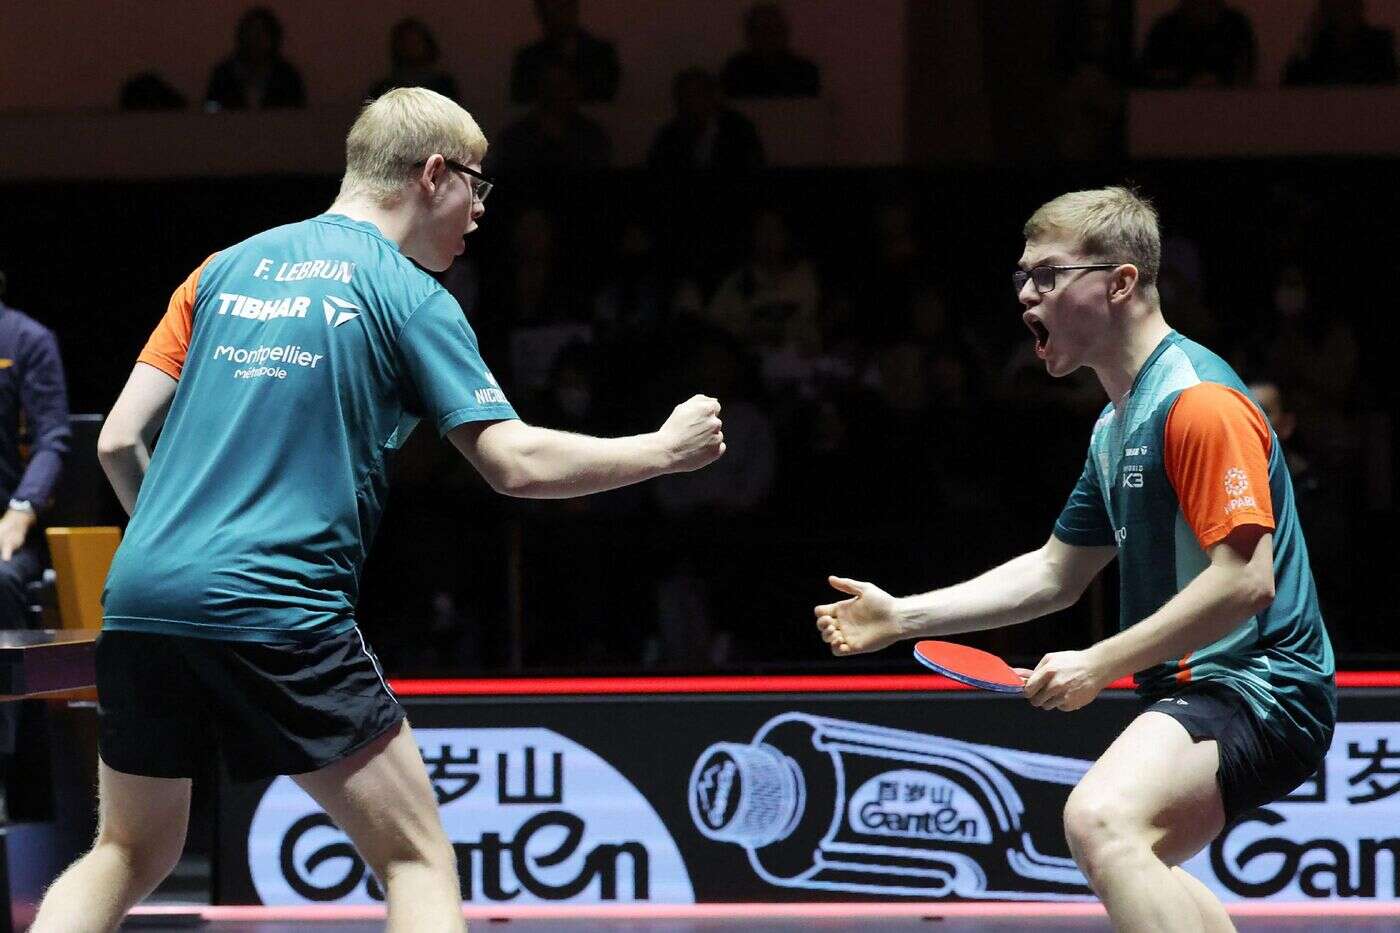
[31, 87, 725, 933]
[815, 186, 1335, 932]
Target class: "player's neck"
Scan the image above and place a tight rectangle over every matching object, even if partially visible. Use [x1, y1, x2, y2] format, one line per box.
[1094, 312, 1173, 408]
[326, 196, 413, 252]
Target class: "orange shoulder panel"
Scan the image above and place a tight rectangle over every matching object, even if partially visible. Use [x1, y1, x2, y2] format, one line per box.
[1163, 382, 1275, 551]
[137, 254, 215, 380]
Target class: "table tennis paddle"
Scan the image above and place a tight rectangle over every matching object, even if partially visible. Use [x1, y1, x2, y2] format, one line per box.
[913, 640, 1026, 693]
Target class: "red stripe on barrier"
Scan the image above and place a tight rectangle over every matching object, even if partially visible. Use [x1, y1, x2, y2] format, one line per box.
[127, 900, 1400, 921]
[387, 671, 1400, 696]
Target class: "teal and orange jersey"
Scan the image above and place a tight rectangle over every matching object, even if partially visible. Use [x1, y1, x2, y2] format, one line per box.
[103, 214, 517, 642]
[1054, 332, 1335, 759]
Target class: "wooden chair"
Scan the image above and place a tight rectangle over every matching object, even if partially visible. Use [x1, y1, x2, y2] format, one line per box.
[41, 527, 120, 703]
[44, 527, 121, 633]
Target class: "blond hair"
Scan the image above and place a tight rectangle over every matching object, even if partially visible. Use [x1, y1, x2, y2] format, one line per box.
[1023, 186, 1161, 291]
[337, 87, 488, 203]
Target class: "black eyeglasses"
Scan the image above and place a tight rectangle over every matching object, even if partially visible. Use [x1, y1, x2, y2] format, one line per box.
[1013, 263, 1118, 296]
[414, 158, 494, 202]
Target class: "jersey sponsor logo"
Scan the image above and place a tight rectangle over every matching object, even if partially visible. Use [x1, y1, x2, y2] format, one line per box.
[1114, 526, 1128, 545]
[214, 342, 324, 380]
[1125, 445, 1150, 457]
[1224, 467, 1257, 514]
[1121, 464, 1145, 488]
[323, 296, 361, 328]
[475, 387, 509, 405]
[1224, 467, 1249, 497]
[254, 257, 355, 284]
[216, 293, 312, 322]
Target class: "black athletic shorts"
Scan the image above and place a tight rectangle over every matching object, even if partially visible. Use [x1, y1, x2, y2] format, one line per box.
[1145, 681, 1324, 821]
[97, 628, 404, 781]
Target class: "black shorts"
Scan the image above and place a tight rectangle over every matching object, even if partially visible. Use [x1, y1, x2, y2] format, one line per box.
[1145, 682, 1322, 821]
[97, 627, 404, 781]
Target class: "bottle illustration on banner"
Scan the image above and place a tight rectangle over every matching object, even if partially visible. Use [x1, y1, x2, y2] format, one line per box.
[689, 713, 1094, 899]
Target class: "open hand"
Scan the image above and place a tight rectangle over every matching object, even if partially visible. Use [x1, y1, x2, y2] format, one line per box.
[659, 395, 725, 472]
[814, 576, 902, 656]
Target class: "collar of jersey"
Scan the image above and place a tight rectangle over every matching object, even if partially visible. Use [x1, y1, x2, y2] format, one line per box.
[1123, 330, 1181, 402]
[317, 213, 394, 246]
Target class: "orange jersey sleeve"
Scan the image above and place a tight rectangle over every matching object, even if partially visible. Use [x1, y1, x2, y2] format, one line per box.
[1163, 382, 1275, 550]
[137, 254, 215, 380]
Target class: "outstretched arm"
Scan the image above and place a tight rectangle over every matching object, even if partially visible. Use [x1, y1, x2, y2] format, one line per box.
[448, 394, 725, 499]
[814, 535, 1116, 655]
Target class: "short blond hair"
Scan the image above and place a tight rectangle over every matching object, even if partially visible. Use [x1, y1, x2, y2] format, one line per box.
[337, 87, 488, 203]
[1023, 186, 1161, 289]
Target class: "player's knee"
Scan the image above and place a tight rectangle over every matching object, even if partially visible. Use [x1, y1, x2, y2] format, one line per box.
[1062, 785, 1133, 868]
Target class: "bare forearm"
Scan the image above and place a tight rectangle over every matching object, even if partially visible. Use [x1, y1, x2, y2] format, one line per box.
[894, 548, 1072, 639]
[97, 443, 150, 516]
[494, 425, 672, 499]
[1089, 563, 1270, 681]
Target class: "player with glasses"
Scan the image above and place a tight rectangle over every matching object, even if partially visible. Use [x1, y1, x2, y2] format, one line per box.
[416, 157, 494, 203]
[1013, 262, 1119, 295]
[817, 186, 1334, 932]
[34, 86, 726, 933]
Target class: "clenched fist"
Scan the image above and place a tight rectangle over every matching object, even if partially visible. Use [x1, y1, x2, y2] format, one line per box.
[659, 394, 726, 472]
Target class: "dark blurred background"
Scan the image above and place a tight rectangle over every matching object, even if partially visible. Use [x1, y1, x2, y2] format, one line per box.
[1, 0, 1395, 675]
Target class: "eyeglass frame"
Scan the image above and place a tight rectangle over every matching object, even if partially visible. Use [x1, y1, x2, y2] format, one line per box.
[1013, 263, 1121, 296]
[412, 158, 494, 203]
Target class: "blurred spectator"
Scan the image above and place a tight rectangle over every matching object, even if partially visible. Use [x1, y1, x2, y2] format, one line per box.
[506, 207, 587, 323]
[1249, 378, 1356, 647]
[0, 267, 71, 801]
[706, 209, 820, 365]
[204, 6, 306, 110]
[648, 68, 765, 173]
[648, 331, 774, 667]
[593, 220, 674, 337]
[510, 0, 621, 104]
[1055, 64, 1126, 162]
[852, 198, 928, 342]
[513, 343, 644, 668]
[721, 3, 821, 99]
[1138, 0, 1256, 87]
[0, 271, 70, 630]
[119, 72, 186, 111]
[1157, 265, 1221, 348]
[1260, 265, 1359, 408]
[488, 207, 592, 393]
[494, 61, 612, 177]
[368, 18, 460, 101]
[1283, 0, 1397, 86]
[1053, 1, 1128, 162]
[653, 337, 775, 517]
[1251, 266, 1362, 579]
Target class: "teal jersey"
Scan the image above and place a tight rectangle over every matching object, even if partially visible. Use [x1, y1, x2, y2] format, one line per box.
[1054, 332, 1335, 758]
[104, 214, 517, 642]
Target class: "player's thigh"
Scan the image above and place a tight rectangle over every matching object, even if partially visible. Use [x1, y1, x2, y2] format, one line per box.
[291, 719, 453, 874]
[1065, 710, 1225, 867]
[95, 757, 192, 862]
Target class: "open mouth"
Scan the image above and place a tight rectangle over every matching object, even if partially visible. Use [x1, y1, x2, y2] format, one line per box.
[1025, 316, 1049, 356]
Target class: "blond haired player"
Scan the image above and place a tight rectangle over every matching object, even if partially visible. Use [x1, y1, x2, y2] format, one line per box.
[34, 88, 724, 933]
[816, 187, 1334, 932]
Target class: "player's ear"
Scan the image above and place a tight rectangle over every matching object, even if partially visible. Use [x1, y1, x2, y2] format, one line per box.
[1109, 263, 1139, 304]
[416, 154, 445, 192]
